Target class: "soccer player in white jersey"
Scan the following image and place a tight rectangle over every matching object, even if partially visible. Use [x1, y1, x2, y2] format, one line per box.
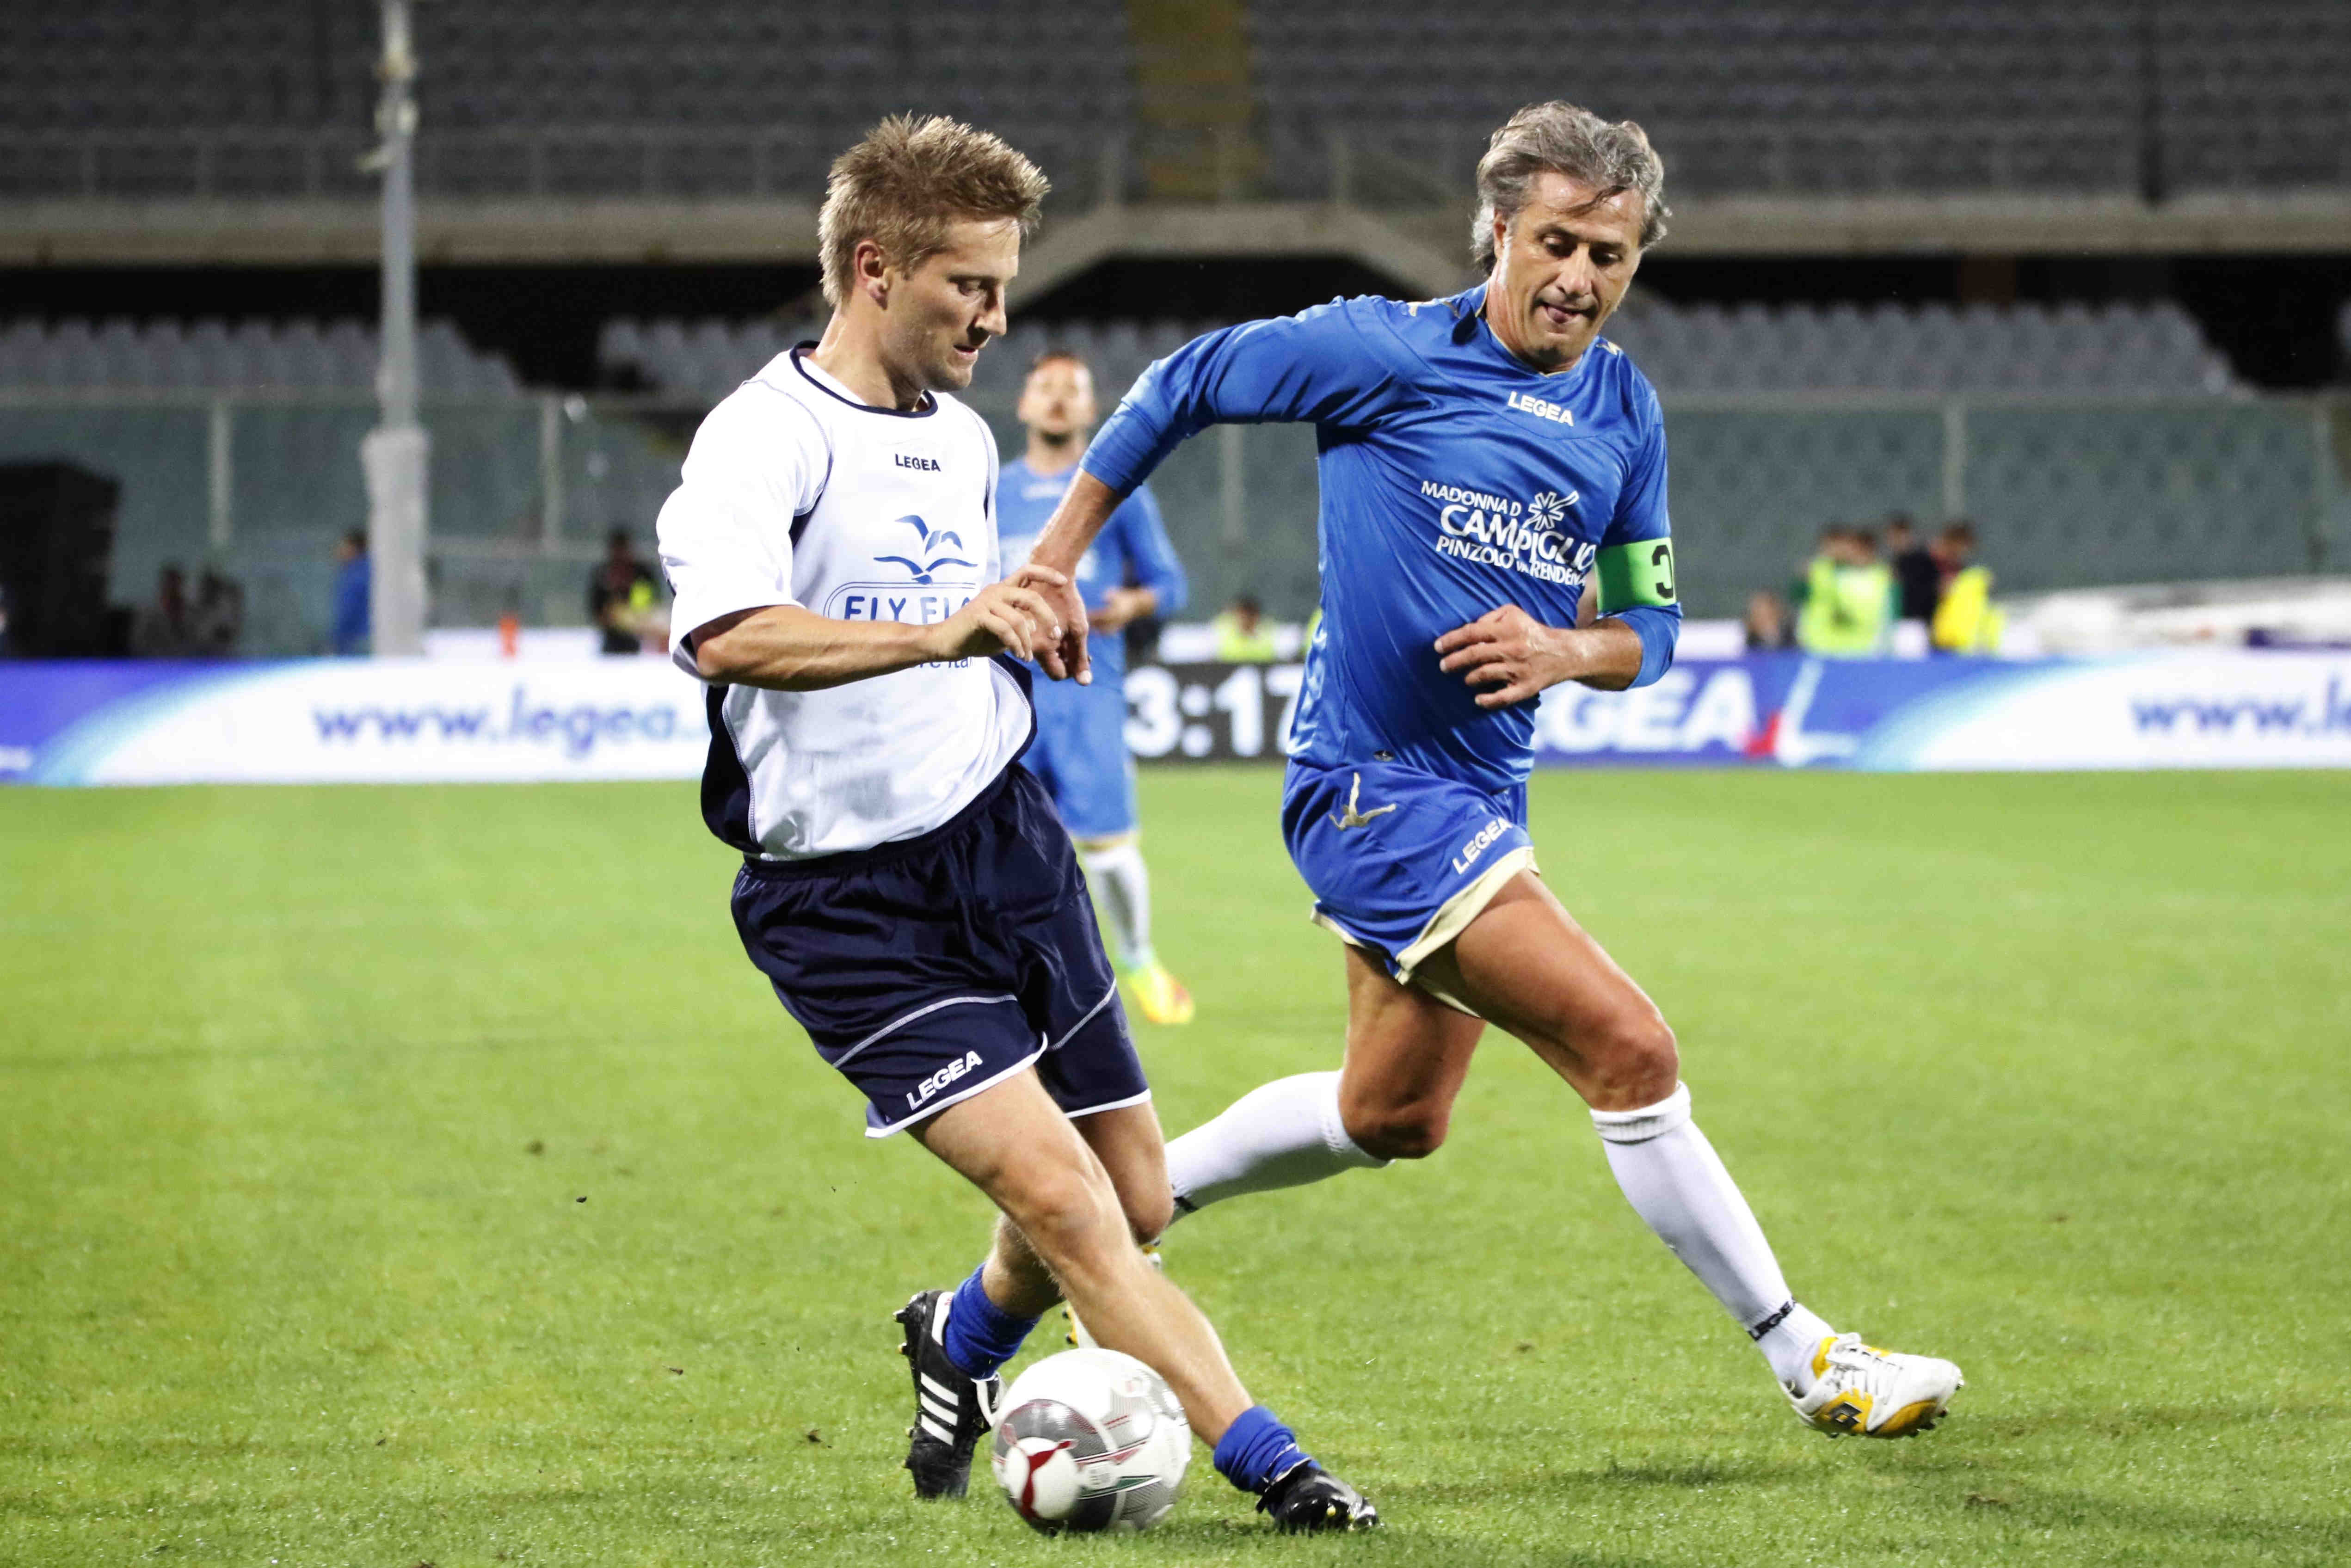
[1019, 103, 1964, 1441]
[654, 116, 1375, 1531]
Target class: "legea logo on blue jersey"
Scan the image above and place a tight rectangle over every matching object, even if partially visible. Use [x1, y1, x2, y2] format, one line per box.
[1421, 479, 1594, 586]
[1506, 389, 1576, 426]
[874, 514, 975, 585]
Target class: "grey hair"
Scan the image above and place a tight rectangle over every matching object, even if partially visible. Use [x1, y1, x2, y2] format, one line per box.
[1472, 101, 1670, 271]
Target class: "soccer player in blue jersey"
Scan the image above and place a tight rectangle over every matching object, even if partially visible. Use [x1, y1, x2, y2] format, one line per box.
[1022, 103, 1964, 1439]
[998, 350, 1197, 1024]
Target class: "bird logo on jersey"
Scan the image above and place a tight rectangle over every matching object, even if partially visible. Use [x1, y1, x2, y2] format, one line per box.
[1329, 772, 1398, 831]
[874, 514, 976, 585]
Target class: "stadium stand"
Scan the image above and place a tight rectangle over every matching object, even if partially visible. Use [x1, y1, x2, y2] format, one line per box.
[1248, 0, 2351, 199]
[579, 305, 2304, 637]
[0, 318, 522, 395]
[598, 301, 2239, 402]
[4, 2, 2344, 201]
[1, 5, 2337, 654]
[0, 0, 1135, 205]
[1606, 299, 2239, 396]
[597, 314, 1222, 405]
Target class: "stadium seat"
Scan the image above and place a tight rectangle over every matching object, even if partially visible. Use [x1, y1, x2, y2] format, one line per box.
[593, 296, 2243, 410]
[0, 316, 525, 393]
[4, 1, 2341, 201]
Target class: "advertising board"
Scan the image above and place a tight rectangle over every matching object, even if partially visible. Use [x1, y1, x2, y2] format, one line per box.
[4, 652, 2345, 785]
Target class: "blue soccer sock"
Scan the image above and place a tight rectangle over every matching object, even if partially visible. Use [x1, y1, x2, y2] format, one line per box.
[1211, 1404, 1314, 1494]
[940, 1267, 1038, 1381]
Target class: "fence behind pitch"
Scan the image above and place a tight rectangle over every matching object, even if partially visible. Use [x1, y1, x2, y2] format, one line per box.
[3, 389, 2342, 655]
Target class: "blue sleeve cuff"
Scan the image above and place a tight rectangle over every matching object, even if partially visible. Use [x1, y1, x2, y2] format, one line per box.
[1078, 388, 1168, 498]
[1612, 603, 1681, 688]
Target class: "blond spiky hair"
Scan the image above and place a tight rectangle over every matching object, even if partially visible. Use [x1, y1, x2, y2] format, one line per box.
[817, 115, 1050, 306]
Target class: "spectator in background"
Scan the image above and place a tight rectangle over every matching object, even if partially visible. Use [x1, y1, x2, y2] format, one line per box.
[1742, 588, 1792, 651]
[1851, 527, 1895, 624]
[1928, 521, 2002, 653]
[131, 564, 197, 656]
[332, 530, 370, 656]
[1890, 515, 1941, 623]
[191, 568, 244, 656]
[590, 527, 661, 655]
[1795, 526, 1893, 657]
[1212, 592, 1279, 663]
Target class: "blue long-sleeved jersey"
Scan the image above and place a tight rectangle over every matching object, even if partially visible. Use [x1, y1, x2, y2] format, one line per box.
[997, 459, 1186, 683]
[1081, 283, 1681, 798]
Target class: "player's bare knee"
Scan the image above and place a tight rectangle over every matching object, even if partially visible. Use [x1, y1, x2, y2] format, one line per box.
[999, 1165, 1124, 1269]
[1584, 1012, 1679, 1107]
[1348, 1101, 1451, 1162]
[1120, 1184, 1174, 1248]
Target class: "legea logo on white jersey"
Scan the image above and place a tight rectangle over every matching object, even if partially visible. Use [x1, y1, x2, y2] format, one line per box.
[1421, 479, 1594, 586]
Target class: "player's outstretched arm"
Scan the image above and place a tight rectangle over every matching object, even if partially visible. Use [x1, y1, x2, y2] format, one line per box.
[689, 572, 1068, 691]
[1027, 306, 1389, 682]
[1435, 605, 1647, 706]
[1020, 469, 1125, 684]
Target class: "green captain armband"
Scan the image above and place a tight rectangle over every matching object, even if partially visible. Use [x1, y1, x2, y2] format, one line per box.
[1596, 538, 1677, 612]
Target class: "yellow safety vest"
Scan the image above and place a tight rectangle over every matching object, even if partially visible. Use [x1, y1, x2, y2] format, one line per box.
[1795, 560, 1891, 656]
[1931, 566, 2003, 654]
[1212, 613, 1279, 664]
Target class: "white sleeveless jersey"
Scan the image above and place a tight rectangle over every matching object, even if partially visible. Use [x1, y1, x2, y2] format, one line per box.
[657, 348, 1031, 860]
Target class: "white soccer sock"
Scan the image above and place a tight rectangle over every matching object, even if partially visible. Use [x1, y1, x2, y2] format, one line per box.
[1164, 1070, 1388, 1219]
[1590, 1083, 1836, 1391]
[1081, 841, 1153, 971]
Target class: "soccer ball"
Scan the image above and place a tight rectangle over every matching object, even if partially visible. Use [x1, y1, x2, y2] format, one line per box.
[989, 1347, 1190, 1533]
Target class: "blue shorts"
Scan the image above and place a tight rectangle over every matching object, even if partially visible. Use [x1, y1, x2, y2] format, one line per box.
[730, 764, 1150, 1137]
[1024, 676, 1138, 841]
[1281, 758, 1538, 1008]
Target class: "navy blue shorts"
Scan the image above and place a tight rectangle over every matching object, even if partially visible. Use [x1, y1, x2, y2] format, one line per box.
[731, 764, 1150, 1138]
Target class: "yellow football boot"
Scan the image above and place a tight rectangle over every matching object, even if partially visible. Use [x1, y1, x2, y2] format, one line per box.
[1125, 960, 1195, 1026]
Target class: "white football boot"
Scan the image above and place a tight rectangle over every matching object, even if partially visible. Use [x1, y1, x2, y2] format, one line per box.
[1787, 1332, 1963, 1438]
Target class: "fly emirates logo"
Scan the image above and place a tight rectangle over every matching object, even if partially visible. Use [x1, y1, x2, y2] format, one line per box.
[1421, 480, 1594, 586]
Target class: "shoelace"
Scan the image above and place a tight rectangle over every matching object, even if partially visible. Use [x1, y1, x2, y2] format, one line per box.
[1822, 1336, 1895, 1382]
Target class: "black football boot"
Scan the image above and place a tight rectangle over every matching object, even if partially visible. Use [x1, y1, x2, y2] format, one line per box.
[1257, 1459, 1381, 1532]
[893, 1288, 1003, 1498]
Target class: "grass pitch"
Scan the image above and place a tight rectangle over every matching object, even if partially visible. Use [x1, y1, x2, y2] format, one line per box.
[3, 767, 2347, 1567]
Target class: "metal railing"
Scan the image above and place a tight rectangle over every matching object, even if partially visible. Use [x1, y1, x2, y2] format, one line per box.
[3, 387, 2343, 656]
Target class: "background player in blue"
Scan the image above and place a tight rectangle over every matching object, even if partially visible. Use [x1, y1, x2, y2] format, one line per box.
[998, 350, 1196, 1025]
[1020, 102, 1964, 1440]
